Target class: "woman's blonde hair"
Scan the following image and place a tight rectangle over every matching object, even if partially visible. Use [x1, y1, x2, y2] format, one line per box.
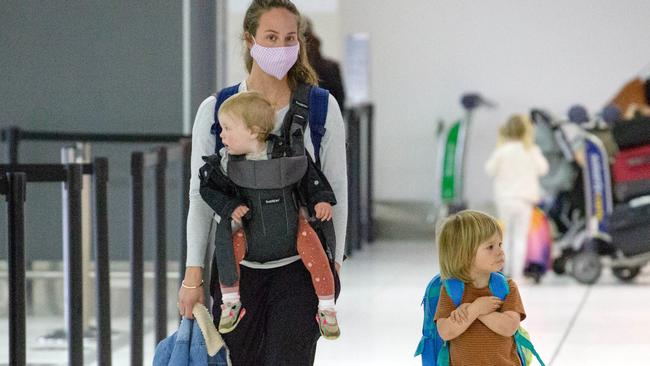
[437, 210, 502, 283]
[242, 0, 318, 90]
[498, 114, 534, 148]
[218, 91, 275, 142]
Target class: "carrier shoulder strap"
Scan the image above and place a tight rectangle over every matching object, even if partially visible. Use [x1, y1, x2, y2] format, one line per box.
[210, 83, 329, 164]
[211, 83, 241, 153]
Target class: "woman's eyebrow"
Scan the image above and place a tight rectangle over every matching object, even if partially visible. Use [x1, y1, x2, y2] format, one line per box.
[261, 29, 297, 35]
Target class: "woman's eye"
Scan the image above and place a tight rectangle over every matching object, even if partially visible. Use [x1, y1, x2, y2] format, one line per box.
[266, 34, 277, 41]
[286, 35, 296, 42]
[488, 245, 493, 250]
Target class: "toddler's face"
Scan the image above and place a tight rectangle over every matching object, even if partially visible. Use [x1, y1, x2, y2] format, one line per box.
[219, 113, 258, 155]
[473, 233, 505, 275]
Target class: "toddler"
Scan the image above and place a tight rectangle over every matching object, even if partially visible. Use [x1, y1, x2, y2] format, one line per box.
[435, 210, 527, 366]
[199, 91, 340, 339]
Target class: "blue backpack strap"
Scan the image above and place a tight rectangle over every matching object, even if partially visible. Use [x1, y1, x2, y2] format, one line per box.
[414, 274, 445, 366]
[443, 278, 465, 307]
[488, 272, 510, 300]
[211, 83, 241, 153]
[308, 86, 329, 167]
[515, 330, 546, 366]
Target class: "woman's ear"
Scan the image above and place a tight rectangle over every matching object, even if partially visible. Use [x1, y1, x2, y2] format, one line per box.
[244, 32, 254, 49]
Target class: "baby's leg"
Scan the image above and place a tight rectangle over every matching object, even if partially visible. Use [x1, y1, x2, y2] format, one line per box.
[220, 229, 247, 303]
[296, 217, 335, 310]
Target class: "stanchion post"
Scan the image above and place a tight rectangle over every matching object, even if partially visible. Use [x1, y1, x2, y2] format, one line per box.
[154, 147, 168, 344]
[64, 164, 84, 366]
[365, 104, 375, 243]
[7, 172, 27, 366]
[3, 126, 21, 164]
[345, 108, 362, 254]
[93, 157, 112, 366]
[130, 152, 144, 366]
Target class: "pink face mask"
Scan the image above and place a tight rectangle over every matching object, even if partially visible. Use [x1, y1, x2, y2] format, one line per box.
[250, 37, 299, 80]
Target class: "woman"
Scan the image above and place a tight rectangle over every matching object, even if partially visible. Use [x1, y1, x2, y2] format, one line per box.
[177, 0, 348, 364]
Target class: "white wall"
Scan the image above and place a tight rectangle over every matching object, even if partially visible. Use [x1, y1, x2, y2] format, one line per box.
[223, 1, 650, 208]
[339, 0, 650, 208]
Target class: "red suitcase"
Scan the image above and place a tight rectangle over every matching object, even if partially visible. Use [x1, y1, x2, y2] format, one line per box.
[612, 145, 650, 201]
[612, 145, 650, 182]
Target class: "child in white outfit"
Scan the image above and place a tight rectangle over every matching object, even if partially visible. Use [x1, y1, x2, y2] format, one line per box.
[485, 115, 549, 280]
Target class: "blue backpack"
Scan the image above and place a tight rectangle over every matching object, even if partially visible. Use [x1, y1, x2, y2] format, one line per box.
[414, 272, 545, 366]
[210, 83, 330, 166]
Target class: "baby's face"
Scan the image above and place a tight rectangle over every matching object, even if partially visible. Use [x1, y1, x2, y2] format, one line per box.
[219, 113, 258, 155]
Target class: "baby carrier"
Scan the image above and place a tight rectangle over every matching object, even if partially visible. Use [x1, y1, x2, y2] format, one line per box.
[200, 83, 338, 287]
[414, 272, 544, 366]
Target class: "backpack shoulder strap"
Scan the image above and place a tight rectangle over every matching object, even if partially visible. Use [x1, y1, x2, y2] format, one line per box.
[488, 272, 510, 300]
[443, 278, 465, 307]
[414, 274, 444, 362]
[275, 84, 329, 165]
[211, 84, 241, 153]
[308, 86, 329, 167]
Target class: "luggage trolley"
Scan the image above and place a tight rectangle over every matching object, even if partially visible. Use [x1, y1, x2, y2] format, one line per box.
[430, 94, 494, 224]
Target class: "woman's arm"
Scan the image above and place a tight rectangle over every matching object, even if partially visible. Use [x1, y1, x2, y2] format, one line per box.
[186, 96, 219, 268]
[179, 96, 218, 318]
[478, 311, 521, 337]
[317, 94, 348, 267]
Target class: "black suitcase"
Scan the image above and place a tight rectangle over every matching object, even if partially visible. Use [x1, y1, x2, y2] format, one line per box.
[615, 180, 650, 202]
[612, 115, 650, 149]
[609, 199, 650, 256]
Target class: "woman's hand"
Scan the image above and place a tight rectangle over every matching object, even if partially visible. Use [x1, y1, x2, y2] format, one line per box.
[469, 296, 502, 317]
[314, 202, 332, 221]
[231, 205, 250, 224]
[177, 266, 205, 319]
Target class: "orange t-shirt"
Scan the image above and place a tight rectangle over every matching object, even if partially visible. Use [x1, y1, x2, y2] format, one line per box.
[434, 279, 526, 366]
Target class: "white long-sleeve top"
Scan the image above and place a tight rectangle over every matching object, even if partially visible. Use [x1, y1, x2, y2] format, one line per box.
[186, 81, 348, 269]
[485, 141, 549, 203]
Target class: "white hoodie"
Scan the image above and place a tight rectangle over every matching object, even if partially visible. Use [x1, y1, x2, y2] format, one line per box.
[485, 141, 549, 203]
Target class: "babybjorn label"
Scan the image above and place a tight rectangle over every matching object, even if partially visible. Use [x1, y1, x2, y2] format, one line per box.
[263, 197, 283, 205]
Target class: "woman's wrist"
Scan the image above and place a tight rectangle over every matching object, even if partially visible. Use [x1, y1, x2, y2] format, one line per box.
[183, 266, 203, 284]
[181, 279, 204, 289]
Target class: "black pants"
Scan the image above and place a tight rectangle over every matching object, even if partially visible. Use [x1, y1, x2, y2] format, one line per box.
[211, 259, 340, 366]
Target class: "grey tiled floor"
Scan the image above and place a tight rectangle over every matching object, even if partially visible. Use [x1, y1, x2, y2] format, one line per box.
[2, 240, 650, 365]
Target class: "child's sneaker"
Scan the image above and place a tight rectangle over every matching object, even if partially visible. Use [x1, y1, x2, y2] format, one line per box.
[218, 301, 246, 334]
[316, 309, 340, 340]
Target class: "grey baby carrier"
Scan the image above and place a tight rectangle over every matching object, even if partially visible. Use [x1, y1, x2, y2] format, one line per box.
[200, 83, 337, 286]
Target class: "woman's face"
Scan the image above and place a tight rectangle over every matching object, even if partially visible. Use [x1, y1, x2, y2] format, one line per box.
[250, 7, 299, 48]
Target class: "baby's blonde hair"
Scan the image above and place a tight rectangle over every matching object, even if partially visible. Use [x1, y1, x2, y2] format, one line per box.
[437, 210, 502, 283]
[218, 91, 275, 142]
[498, 114, 534, 148]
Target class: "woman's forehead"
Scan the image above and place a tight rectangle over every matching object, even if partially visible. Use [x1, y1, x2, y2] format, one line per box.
[257, 8, 298, 34]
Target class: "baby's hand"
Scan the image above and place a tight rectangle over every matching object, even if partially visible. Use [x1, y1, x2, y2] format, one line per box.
[450, 303, 471, 324]
[469, 296, 502, 316]
[231, 205, 249, 224]
[314, 202, 332, 221]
